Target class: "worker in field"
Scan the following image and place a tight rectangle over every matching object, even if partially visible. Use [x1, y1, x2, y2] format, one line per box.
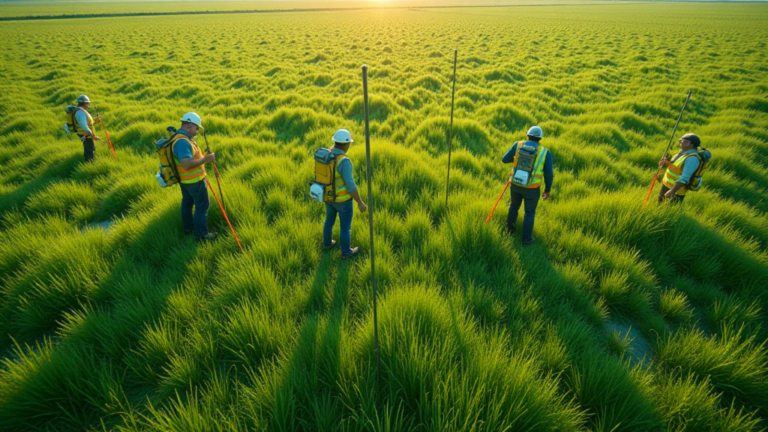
[658, 133, 709, 205]
[172, 112, 218, 242]
[319, 129, 367, 259]
[502, 126, 554, 246]
[65, 95, 102, 162]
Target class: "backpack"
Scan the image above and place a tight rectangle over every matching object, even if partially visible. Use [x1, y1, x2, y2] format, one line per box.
[155, 127, 182, 188]
[686, 148, 711, 192]
[511, 144, 539, 187]
[64, 105, 79, 134]
[309, 148, 338, 202]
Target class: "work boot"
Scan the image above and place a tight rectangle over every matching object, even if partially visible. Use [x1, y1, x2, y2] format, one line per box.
[184, 229, 193, 236]
[197, 232, 218, 243]
[323, 240, 337, 251]
[507, 223, 516, 235]
[522, 237, 536, 247]
[342, 247, 359, 260]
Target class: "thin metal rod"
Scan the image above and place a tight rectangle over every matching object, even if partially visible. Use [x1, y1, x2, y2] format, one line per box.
[362, 64, 381, 401]
[661, 90, 693, 162]
[642, 90, 692, 208]
[445, 49, 458, 210]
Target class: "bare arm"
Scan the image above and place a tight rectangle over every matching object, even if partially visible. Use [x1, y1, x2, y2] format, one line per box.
[179, 153, 214, 171]
[349, 189, 367, 212]
[666, 182, 685, 197]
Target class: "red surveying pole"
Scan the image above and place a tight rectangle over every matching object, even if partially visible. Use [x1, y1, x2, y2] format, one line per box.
[203, 130, 225, 211]
[485, 179, 512, 225]
[642, 90, 692, 208]
[94, 106, 117, 160]
[206, 177, 244, 254]
[362, 64, 382, 404]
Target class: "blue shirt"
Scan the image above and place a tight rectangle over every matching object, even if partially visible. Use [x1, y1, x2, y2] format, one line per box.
[673, 149, 701, 185]
[172, 129, 195, 161]
[502, 140, 554, 192]
[332, 147, 357, 194]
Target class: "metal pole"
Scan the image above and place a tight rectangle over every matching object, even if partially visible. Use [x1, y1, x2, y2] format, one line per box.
[642, 90, 692, 208]
[445, 49, 458, 210]
[362, 64, 382, 401]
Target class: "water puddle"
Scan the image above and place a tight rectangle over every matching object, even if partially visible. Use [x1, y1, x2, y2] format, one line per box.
[606, 320, 653, 368]
[81, 220, 112, 233]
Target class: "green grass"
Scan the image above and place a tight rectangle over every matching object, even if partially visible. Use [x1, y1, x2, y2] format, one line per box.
[1, 2, 768, 431]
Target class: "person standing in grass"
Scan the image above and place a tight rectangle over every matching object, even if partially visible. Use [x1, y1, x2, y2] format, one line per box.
[172, 112, 218, 242]
[323, 129, 367, 259]
[72, 95, 102, 163]
[658, 133, 704, 205]
[502, 126, 553, 246]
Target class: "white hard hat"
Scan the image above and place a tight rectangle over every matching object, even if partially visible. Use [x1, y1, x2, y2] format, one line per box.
[181, 112, 203, 127]
[527, 126, 543, 138]
[332, 129, 354, 144]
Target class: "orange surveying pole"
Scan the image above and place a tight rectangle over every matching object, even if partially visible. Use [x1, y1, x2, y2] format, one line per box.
[94, 107, 117, 160]
[202, 130, 225, 210]
[206, 177, 244, 254]
[485, 179, 512, 225]
[642, 90, 692, 208]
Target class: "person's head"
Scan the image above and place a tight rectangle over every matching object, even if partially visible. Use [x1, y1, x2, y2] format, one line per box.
[77, 94, 91, 109]
[679, 133, 700, 151]
[332, 129, 354, 151]
[526, 125, 543, 143]
[180, 112, 203, 138]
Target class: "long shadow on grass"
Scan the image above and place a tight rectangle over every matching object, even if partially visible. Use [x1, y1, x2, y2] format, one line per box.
[0, 204, 201, 431]
[514, 239, 663, 431]
[0, 153, 82, 215]
[266, 257, 350, 430]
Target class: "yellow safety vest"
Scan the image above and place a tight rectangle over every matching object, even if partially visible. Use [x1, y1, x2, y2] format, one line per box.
[171, 134, 207, 184]
[512, 143, 548, 189]
[71, 107, 94, 137]
[662, 152, 698, 196]
[334, 154, 352, 202]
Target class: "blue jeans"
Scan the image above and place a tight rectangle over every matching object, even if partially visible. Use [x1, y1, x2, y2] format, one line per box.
[507, 185, 540, 243]
[180, 179, 210, 239]
[324, 200, 354, 255]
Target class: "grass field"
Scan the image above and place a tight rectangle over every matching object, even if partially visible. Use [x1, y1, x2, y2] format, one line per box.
[1, 2, 768, 431]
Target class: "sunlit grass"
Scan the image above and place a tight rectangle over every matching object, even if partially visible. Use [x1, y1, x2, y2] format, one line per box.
[0, 2, 767, 430]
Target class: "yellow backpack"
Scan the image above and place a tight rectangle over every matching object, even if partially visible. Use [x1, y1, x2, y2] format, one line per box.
[309, 148, 338, 202]
[64, 105, 81, 134]
[154, 127, 182, 188]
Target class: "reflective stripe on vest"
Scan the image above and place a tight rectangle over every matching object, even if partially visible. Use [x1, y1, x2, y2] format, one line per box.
[334, 154, 352, 202]
[662, 153, 696, 196]
[172, 135, 207, 184]
[513, 143, 548, 189]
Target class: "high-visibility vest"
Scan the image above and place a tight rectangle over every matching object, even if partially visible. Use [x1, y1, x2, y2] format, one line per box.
[71, 107, 94, 136]
[662, 152, 699, 196]
[512, 143, 549, 189]
[171, 135, 207, 184]
[334, 154, 352, 202]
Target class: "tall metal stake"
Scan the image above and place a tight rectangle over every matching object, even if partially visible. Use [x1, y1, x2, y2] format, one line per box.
[642, 90, 692, 208]
[362, 64, 382, 403]
[445, 49, 458, 210]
